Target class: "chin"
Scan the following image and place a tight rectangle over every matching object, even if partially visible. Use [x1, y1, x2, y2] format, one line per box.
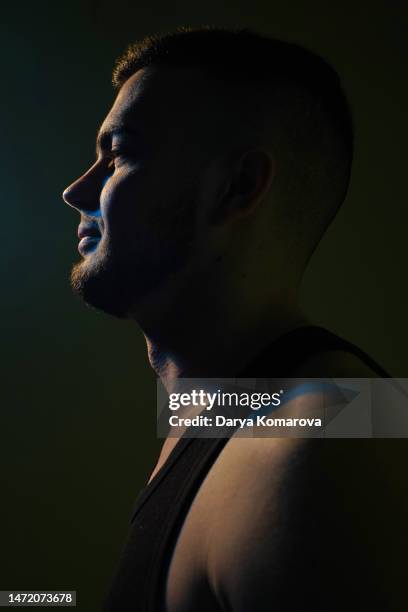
[70, 254, 133, 319]
[70, 249, 163, 319]
[70, 232, 194, 320]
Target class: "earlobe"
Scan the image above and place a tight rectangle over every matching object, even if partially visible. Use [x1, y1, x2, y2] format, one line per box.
[209, 149, 275, 226]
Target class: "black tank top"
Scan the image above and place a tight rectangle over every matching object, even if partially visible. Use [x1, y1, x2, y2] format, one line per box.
[102, 325, 389, 611]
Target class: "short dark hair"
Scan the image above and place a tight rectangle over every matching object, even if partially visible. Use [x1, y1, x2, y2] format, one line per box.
[112, 27, 354, 259]
[113, 26, 353, 161]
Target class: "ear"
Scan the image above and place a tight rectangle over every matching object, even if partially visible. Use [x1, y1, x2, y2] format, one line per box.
[209, 149, 275, 225]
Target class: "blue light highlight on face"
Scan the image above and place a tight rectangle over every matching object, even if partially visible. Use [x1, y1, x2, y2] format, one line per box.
[82, 172, 113, 218]
[83, 208, 102, 218]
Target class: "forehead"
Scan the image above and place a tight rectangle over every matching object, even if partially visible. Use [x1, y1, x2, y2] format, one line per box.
[99, 67, 229, 152]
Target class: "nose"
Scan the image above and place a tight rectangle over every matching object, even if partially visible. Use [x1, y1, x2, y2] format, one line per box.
[62, 162, 104, 216]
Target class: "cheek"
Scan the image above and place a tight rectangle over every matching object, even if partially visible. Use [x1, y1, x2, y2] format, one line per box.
[100, 169, 149, 227]
[99, 165, 201, 255]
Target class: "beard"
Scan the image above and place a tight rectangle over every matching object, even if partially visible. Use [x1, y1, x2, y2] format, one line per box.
[70, 182, 199, 319]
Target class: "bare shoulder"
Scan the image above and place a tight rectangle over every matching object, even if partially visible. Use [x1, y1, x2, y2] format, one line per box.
[204, 431, 408, 611]
[166, 348, 403, 611]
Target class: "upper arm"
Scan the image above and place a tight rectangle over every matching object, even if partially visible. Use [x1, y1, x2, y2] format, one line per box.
[205, 436, 317, 611]
[206, 433, 403, 612]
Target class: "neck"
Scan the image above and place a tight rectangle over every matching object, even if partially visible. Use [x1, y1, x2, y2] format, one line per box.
[142, 290, 310, 391]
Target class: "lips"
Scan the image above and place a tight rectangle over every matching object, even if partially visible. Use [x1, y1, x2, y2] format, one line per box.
[78, 224, 101, 241]
[77, 222, 101, 256]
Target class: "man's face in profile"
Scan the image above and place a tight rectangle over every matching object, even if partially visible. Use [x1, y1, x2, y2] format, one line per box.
[63, 68, 214, 319]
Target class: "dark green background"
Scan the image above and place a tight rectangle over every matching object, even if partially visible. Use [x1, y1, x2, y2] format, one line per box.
[1, 1, 407, 610]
